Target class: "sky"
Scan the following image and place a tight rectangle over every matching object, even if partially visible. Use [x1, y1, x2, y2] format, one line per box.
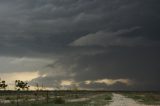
[0, 0, 160, 91]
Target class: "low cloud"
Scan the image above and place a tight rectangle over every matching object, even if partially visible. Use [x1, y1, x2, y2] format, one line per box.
[85, 79, 131, 86]
[70, 27, 159, 47]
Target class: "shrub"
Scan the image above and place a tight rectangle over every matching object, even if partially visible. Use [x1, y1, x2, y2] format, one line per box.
[75, 94, 80, 98]
[10, 100, 15, 104]
[54, 97, 65, 104]
[5, 97, 11, 100]
[104, 95, 112, 100]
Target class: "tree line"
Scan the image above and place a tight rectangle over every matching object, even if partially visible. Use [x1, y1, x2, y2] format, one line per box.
[0, 79, 30, 90]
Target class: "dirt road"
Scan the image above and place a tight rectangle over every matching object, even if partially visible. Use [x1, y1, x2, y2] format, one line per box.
[108, 93, 159, 106]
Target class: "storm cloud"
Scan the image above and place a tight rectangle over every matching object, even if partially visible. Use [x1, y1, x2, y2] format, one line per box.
[0, 0, 160, 90]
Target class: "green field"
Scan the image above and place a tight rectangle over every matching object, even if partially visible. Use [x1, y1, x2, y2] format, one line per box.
[122, 92, 160, 105]
[0, 91, 112, 106]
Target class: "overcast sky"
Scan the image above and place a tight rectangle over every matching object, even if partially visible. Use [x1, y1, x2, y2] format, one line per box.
[0, 0, 160, 90]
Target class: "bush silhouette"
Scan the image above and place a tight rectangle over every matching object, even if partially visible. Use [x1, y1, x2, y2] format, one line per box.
[54, 97, 65, 104]
[15, 80, 30, 90]
[0, 80, 8, 90]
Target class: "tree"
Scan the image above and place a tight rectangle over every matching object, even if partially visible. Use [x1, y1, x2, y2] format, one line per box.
[0, 80, 8, 90]
[15, 80, 30, 91]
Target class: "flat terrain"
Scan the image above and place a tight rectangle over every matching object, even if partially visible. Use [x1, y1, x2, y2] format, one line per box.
[0, 91, 159, 106]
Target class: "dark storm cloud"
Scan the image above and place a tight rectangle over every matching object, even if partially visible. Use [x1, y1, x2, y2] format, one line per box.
[33, 46, 160, 90]
[0, 0, 160, 90]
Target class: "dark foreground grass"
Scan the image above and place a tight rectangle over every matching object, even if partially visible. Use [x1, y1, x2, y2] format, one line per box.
[32, 93, 112, 106]
[123, 92, 160, 105]
[31, 101, 89, 106]
[0, 93, 113, 106]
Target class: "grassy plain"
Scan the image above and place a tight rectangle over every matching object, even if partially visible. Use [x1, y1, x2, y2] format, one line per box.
[122, 92, 160, 105]
[0, 91, 112, 106]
